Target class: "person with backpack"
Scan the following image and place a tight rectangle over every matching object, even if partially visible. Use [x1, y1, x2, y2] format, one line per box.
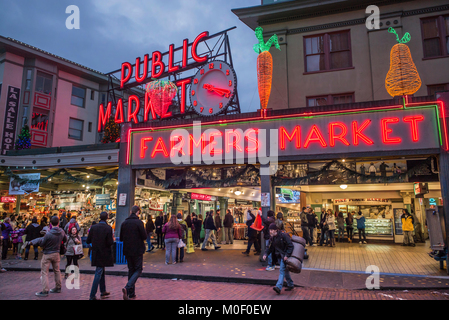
[275, 212, 285, 231]
[242, 210, 261, 256]
[176, 213, 188, 263]
[24, 217, 42, 260]
[64, 215, 80, 234]
[263, 223, 294, 295]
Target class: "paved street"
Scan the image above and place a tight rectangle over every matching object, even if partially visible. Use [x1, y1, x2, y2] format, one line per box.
[1, 271, 448, 301]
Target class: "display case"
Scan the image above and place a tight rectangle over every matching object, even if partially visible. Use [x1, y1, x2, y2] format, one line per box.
[354, 218, 393, 237]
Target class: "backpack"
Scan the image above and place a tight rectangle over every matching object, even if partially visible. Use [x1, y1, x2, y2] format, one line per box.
[68, 222, 77, 233]
[181, 223, 187, 240]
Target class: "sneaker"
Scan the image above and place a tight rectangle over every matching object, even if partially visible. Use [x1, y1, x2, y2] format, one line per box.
[35, 291, 49, 297]
[266, 266, 275, 271]
[49, 288, 61, 293]
[285, 286, 295, 291]
[215, 246, 221, 250]
[201, 248, 208, 251]
[363, 241, 367, 244]
[89, 296, 98, 301]
[0, 268, 6, 273]
[100, 292, 110, 297]
[122, 288, 129, 301]
[359, 241, 363, 244]
[242, 251, 249, 256]
[273, 287, 281, 295]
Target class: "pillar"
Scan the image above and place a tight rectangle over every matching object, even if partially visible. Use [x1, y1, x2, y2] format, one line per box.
[116, 122, 136, 238]
[15, 195, 21, 215]
[259, 164, 272, 262]
[219, 197, 228, 242]
[171, 191, 181, 216]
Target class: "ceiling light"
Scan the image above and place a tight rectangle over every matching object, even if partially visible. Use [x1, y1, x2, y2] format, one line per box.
[340, 185, 348, 190]
[87, 175, 90, 179]
[82, 185, 85, 188]
[342, 159, 346, 163]
[86, 186, 90, 189]
[234, 189, 242, 196]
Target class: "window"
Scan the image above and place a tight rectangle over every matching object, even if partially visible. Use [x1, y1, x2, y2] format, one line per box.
[304, 31, 352, 73]
[88, 122, 92, 133]
[307, 93, 354, 107]
[428, 83, 449, 96]
[91, 90, 95, 100]
[71, 85, 86, 108]
[35, 71, 53, 95]
[68, 118, 84, 141]
[421, 15, 449, 58]
[25, 69, 32, 90]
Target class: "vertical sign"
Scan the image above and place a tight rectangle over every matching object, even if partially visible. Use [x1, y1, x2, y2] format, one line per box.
[1, 86, 21, 155]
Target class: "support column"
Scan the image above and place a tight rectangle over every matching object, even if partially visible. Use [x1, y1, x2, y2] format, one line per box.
[219, 197, 228, 243]
[15, 195, 21, 215]
[259, 164, 272, 262]
[116, 123, 135, 238]
[171, 191, 181, 217]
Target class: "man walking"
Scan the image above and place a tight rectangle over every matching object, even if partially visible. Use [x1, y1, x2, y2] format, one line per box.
[87, 212, 114, 300]
[300, 208, 311, 246]
[120, 205, 147, 300]
[223, 209, 234, 245]
[29, 216, 67, 297]
[201, 211, 221, 251]
[263, 223, 294, 294]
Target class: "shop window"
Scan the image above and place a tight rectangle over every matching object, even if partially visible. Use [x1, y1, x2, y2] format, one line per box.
[427, 83, 449, 96]
[68, 118, 84, 141]
[421, 15, 449, 58]
[35, 71, 53, 95]
[71, 85, 86, 108]
[304, 30, 352, 73]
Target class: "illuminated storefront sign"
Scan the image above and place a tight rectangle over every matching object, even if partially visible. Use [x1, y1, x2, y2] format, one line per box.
[1, 197, 16, 203]
[127, 104, 442, 166]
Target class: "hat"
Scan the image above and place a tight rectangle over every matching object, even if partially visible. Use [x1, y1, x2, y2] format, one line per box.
[269, 223, 278, 231]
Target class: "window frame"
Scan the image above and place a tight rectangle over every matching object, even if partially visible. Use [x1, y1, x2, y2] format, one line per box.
[420, 14, 449, 60]
[303, 29, 354, 75]
[35, 71, 53, 95]
[68, 117, 84, 141]
[71, 84, 86, 108]
[306, 92, 355, 108]
[427, 83, 449, 96]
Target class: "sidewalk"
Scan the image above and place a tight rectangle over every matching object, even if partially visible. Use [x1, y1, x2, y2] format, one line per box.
[2, 246, 449, 291]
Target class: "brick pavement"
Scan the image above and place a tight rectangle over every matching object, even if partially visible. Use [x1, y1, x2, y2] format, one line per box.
[0, 271, 448, 301]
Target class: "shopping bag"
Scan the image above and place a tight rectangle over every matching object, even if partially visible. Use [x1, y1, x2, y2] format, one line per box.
[73, 244, 84, 255]
[177, 239, 186, 248]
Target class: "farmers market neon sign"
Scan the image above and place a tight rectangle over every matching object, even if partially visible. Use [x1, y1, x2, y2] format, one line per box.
[98, 31, 210, 132]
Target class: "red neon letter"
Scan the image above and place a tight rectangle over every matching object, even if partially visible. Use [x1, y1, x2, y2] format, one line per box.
[381, 118, 402, 144]
[176, 78, 191, 114]
[329, 122, 350, 147]
[352, 120, 374, 146]
[151, 137, 169, 158]
[140, 137, 153, 159]
[182, 39, 189, 68]
[189, 134, 206, 155]
[120, 62, 132, 88]
[127, 95, 140, 124]
[152, 51, 165, 79]
[245, 129, 259, 153]
[170, 136, 186, 157]
[304, 125, 327, 148]
[135, 55, 148, 83]
[98, 102, 112, 132]
[280, 126, 301, 150]
[403, 116, 424, 142]
[226, 130, 243, 153]
[115, 99, 124, 124]
[209, 132, 223, 155]
[144, 91, 157, 122]
[192, 31, 209, 63]
[168, 44, 179, 73]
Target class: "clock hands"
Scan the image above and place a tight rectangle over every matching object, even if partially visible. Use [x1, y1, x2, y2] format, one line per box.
[203, 84, 231, 98]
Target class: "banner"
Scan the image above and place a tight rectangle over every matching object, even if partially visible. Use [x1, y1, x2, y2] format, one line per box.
[1, 86, 21, 155]
[9, 173, 40, 195]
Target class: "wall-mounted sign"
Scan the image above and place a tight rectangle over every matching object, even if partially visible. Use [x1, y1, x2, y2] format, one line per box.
[96, 194, 111, 206]
[261, 193, 271, 207]
[414, 182, 429, 198]
[1, 86, 21, 155]
[118, 193, 127, 207]
[1, 197, 16, 203]
[9, 173, 40, 195]
[188, 193, 217, 202]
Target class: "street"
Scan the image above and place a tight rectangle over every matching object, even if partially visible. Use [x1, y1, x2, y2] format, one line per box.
[1, 271, 448, 301]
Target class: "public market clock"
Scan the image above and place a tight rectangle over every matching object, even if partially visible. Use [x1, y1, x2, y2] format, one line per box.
[190, 60, 237, 117]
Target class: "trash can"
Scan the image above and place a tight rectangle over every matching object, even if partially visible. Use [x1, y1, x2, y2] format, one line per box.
[114, 239, 127, 265]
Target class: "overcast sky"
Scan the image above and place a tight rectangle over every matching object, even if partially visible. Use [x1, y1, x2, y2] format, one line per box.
[0, 0, 261, 113]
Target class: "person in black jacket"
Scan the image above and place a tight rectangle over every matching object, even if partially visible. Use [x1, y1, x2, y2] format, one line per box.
[223, 209, 235, 245]
[87, 212, 114, 300]
[24, 217, 42, 260]
[192, 213, 202, 247]
[262, 211, 276, 270]
[263, 223, 294, 294]
[201, 211, 221, 251]
[145, 216, 155, 252]
[119, 206, 147, 300]
[154, 212, 164, 249]
[242, 210, 261, 256]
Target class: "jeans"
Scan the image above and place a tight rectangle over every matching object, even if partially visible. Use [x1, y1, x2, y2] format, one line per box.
[301, 226, 312, 246]
[176, 245, 185, 262]
[327, 230, 335, 245]
[25, 244, 39, 259]
[156, 233, 164, 248]
[201, 229, 218, 249]
[276, 259, 294, 290]
[346, 227, 354, 240]
[308, 227, 315, 244]
[265, 240, 273, 267]
[224, 227, 234, 244]
[165, 238, 179, 263]
[244, 235, 260, 253]
[41, 252, 62, 293]
[2, 239, 9, 260]
[90, 267, 106, 298]
[358, 228, 367, 242]
[124, 255, 143, 297]
[319, 230, 328, 246]
[146, 234, 154, 251]
[337, 226, 345, 242]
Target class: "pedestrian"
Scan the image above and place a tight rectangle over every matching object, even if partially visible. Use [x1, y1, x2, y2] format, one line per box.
[11, 225, 25, 259]
[1, 218, 13, 260]
[64, 226, 82, 279]
[162, 215, 183, 264]
[29, 216, 67, 297]
[0, 234, 5, 272]
[120, 206, 147, 300]
[318, 210, 328, 246]
[87, 212, 114, 300]
[300, 207, 311, 246]
[326, 209, 336, 247]
[346, 212, 354, 243]
[176, 213, 188, 263]
[223, 209, 234, 245]
[193, 213, 202, 247]
[145, 215, 155, 252]
[201, 211, 221, 251]
[275, 212, 285, 231]
[24, 217, 42, 260]
[337, 211, 345, 243]
[401, 209, 415, 247]
[214, 210, 223, 244]
[263, 223, 294, 294]
[242, 210, 261, 256]
[59, 211, 68, 230]
[263, 210, 276, 271]
[355, 211, 367, 244]
[308, 208, 318, 245]
[64, 215, 80, 234]
[155, 212, 164, 249]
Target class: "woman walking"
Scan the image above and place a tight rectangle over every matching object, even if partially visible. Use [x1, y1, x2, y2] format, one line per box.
[145, 216, 155, 252]
[162, 215, 183, 265]
[64, 226, 83, 279]
[193, 214, 203, 247]
[345, 212, 354, 243]
[155, 212, 164, 249]
[336, 211, 345, 243]
[326, 209, 336, 247]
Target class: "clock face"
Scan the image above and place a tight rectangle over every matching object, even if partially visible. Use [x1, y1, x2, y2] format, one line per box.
[189, 60, 237, 117]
